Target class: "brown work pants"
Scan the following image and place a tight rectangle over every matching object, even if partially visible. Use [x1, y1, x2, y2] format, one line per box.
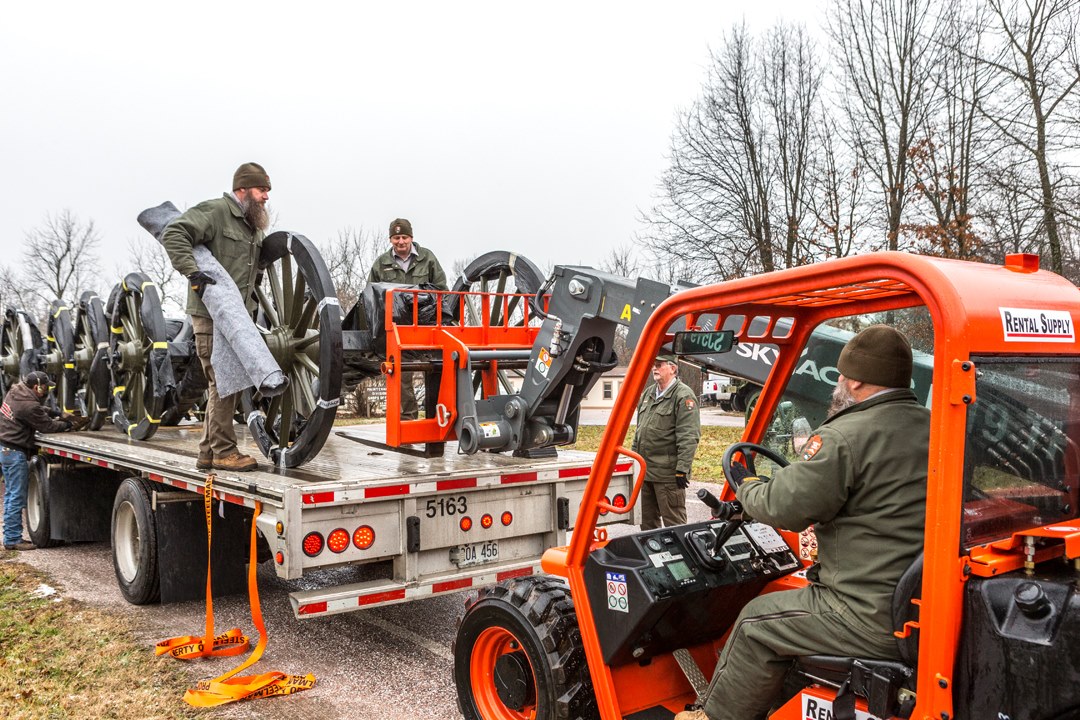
[639, 481, 687, 530]
[191, 315, 239, 458]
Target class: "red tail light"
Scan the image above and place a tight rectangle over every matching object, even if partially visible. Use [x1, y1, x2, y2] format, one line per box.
[501, 511, 513, 526]
[353, 525, 375, 550]
[327, 528, 350, 553]
[460, 516, 473, 532]
[600, 497, 610, 516]
[612, 494, 627, 509]
[480, 513, 494, 529]
[302, 532, 324, 557]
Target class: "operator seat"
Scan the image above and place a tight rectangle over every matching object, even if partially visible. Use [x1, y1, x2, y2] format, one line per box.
[794, 553, 923, 720]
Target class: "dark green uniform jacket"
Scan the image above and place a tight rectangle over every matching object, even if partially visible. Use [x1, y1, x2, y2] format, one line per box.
[368, 243, 447, 289]
[161, 194, 264, 318]
[632, 379, 701, 484]
[736, 389, 930, 635]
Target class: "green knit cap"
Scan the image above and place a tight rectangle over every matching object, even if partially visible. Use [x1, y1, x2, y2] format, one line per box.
[837, 325, 912, 388]
[389, 218, 413, 237]
[233, 162, 271, 190]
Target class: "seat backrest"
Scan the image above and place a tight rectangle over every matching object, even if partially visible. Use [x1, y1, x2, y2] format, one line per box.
[891, 552, 923, 666]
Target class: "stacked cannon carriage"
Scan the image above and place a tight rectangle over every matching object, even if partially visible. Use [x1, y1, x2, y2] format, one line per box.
[0, 232, 546, 468]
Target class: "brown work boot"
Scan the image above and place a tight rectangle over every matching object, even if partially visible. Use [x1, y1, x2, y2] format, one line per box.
[4, 541, 37, 551]
[213, 452, 259, 472]
[674, 710, 709, 720]
[196, 452, 213, 470]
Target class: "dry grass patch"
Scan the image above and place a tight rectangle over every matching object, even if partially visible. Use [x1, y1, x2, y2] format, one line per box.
[0, 560, 198, 720]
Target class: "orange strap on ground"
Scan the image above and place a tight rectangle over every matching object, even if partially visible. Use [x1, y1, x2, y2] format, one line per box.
[156, 474, 316, 706]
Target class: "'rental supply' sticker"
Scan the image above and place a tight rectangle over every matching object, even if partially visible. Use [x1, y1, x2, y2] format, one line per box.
[1000, 308, 1074, 342]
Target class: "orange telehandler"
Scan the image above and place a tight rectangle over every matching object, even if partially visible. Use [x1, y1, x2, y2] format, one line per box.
[453, 251, 1080, 720]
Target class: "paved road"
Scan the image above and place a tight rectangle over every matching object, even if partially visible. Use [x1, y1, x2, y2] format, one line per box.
[579, 405, 745, 427]
[11, 481, 720, 720]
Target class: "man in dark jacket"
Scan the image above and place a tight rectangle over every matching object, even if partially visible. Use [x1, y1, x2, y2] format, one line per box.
[368, 218, 448, 420]
[1, 371, 84, 550]
[676, 325, 931, 720]
[161, 162, 270, 472]
[632, 353, 701, 529]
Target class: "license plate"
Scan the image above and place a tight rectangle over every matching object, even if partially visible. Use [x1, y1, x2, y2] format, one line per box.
[453, 540, 500, 568]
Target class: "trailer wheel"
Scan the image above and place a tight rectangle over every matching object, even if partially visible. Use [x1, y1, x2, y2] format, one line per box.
[454, 575, 598, 720]
[74, 291, 111, 430]
[111, 476, 160, 604]
[26, 457, 60, 548]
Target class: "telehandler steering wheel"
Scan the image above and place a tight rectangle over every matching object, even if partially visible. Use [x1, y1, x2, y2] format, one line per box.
[721, 442, 790, 488]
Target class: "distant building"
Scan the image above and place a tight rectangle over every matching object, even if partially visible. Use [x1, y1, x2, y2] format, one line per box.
[580, 365, 629, 410]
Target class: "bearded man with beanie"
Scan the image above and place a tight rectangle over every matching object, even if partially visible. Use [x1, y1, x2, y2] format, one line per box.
[161, 163, 272, 472]
[1, 371, 86, 550]
[676, 325, 931, 720]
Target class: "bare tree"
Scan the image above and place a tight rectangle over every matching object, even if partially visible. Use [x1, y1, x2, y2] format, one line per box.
[829, 0, 942, 250]
[121, 237, 186, 314]
[806, 110, 872, 260]
[0, 264, 41, 319]
[599, 245, 640, 277]
[977, 0, 1080, 274]
[22, 209, 102, 307]
[320, 226, 384, 310]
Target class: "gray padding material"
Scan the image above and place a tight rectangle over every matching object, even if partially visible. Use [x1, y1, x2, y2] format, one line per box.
[193, 246, 288, 398]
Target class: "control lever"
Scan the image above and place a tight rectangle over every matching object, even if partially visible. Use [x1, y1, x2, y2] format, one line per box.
[697, 488, 743, 521]
[688, 490, 745, 569]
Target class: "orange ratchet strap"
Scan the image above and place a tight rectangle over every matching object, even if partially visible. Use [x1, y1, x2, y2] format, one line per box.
[156, 473, 316, 706]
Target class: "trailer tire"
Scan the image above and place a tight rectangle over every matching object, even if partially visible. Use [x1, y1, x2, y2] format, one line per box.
[454, 575, 598, 720]
[111, 476, 160, 604]
[26, 458, 60, 548]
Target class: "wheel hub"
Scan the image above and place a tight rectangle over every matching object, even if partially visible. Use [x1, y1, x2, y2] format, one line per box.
[493, 650, 536, 711]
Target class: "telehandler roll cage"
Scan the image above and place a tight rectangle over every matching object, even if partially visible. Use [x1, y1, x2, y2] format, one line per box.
[541, 251, 1080, 719]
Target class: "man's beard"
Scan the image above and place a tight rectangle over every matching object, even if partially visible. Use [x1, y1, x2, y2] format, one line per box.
[241, 197, 270, 231]
[829, 379, 857, 416]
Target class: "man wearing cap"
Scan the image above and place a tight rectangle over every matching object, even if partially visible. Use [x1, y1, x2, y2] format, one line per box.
[676, 325, 931, 720]
[0, 372, 87, 550]
[632, 353, 701, 530]
[161, 163, 272, 472]
[369, 218, 447, 420]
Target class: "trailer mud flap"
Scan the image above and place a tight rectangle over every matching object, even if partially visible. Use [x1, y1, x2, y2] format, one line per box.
[157, 498, 248, 603]
[47, 464, 121, 541]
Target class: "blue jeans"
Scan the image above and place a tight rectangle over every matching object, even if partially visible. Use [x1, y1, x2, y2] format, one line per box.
[1, 446, 29, 546]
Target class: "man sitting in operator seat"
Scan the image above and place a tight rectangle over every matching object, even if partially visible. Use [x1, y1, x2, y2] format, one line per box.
[676, 325, 931, 720]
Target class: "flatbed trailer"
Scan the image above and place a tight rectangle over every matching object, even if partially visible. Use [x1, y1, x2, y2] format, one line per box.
[28, 422, 637, 618]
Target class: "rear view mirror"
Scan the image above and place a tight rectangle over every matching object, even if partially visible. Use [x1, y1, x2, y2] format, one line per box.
[791, 417, 812, 454]
[672, 330, 737, 355]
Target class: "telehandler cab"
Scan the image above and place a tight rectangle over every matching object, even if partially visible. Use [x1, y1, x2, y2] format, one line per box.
[453, 251, 1080, 720]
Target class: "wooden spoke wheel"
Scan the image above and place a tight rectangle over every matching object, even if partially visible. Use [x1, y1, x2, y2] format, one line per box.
[44, 300, 79, 415]
[0, 307, 43, 398]
[73, 291, 112, 430]
[107, 273, 174, 440]
[241, 231, 342, 468]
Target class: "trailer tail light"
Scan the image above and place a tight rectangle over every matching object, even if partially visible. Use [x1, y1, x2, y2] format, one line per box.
[612, 494, 627, 510]
[600, 497, 610, 516]
[275, 521, 284, 535]
[275, 551, 284, 565]
[480, 513, 494, 529]
[353, 525, 375, 550]
[302, 532, 324, 557]
[327, 528, 350, 553]
[460, 516, 473, 532]
[501, 511, 513, 526]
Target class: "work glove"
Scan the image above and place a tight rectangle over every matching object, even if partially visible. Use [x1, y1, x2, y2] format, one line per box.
[727, 461, 752, 485]
[675, 471, 690, 490]
[187, 271, 216, 298]
[64, 415, 90, 431]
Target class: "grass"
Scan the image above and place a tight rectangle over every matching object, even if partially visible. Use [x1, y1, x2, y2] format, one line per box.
[570, 424, 744, 486]
[0, 560, 198, 720]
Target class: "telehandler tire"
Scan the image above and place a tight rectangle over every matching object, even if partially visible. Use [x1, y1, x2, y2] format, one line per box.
[454, 575, 598, 720]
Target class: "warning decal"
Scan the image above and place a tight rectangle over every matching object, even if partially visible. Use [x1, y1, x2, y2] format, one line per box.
[606, 571, 629, 613]
[1000, 307, 1074, 343]
[536, 347, 553, 377]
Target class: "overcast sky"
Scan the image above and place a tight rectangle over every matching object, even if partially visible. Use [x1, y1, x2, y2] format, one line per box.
[1, 1, 824, 286]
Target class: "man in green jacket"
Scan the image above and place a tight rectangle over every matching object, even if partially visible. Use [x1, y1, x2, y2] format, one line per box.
[632, 353, 701, 529]
[677, 325, 931, 720]
[368, 218, 448, 420]
[161, 162, 271, 472]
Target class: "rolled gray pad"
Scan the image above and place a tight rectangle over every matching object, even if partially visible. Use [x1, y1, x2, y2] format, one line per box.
[193, 246, 288, 398]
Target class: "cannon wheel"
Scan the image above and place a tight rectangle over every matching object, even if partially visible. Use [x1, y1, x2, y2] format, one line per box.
[73, 291, 111, 430]
[0, 307, 43, 398]
[108, 274, 173, 440]
[241, 231, 342, 468]
[451, 252, 546, 397]
[46, 300, 79, 415]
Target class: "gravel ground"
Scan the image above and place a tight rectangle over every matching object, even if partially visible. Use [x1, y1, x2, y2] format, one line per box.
[13, 483, 716, 720]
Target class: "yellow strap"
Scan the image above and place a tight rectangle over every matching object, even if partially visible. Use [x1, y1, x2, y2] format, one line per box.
[146, 415, 161, 424]
[141, 281, 157, 292]
[152, 341, 168, 349]
[46, 335, 56, 342]
[126, 423, 137, 436]
[111, 326, 124, 334]
[53, 305, 69, 318]
[64, 363, 75, 369]
[157, 479, 315, 706]
[112, 385, 126, 396]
